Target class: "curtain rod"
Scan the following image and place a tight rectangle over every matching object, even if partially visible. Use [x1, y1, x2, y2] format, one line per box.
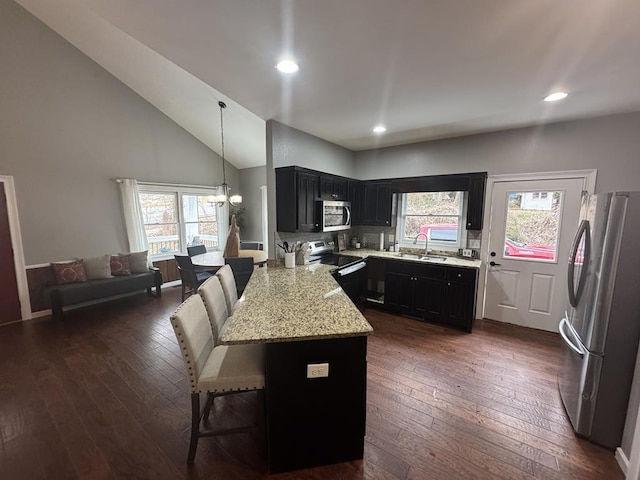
[113, 178, 218, 190]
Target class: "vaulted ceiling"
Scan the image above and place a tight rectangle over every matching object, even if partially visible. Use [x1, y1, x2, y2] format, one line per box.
[15, 0, 640, 169]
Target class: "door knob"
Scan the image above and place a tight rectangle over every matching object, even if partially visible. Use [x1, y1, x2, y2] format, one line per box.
[489, 261, 501, 267]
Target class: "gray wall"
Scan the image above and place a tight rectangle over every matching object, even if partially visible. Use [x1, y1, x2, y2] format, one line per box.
[237, 165, 266, 242]
[269, 120, 356, 178]
[0, 0, 238, 264]
[354, 112, 640, 193]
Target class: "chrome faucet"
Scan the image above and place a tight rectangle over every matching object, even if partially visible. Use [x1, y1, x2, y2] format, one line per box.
[414, 232, 429, 256]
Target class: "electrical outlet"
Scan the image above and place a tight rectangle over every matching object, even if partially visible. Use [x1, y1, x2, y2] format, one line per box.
[388, 234, 394, 243]
[462, 249, 473, 258]
[307, 363, 329, 378]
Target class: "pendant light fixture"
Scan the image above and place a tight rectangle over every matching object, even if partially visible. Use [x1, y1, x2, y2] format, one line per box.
[209, 101, 242, 206]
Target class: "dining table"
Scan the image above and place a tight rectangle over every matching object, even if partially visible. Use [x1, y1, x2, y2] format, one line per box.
[191, 249, 268, 269]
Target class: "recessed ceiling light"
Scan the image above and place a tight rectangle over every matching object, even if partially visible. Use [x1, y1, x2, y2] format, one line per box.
[373, 125, 387, 134]
[544, 92, 568, 102]
[276, 59, 299, 74]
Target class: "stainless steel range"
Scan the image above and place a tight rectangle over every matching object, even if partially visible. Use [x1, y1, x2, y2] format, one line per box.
[307, 240, 367, 302]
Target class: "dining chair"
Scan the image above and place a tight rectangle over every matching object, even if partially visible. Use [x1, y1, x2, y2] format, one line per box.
[225, 257, 254, 297]
[175, 254, 213, 301]
[197, 276, 228, 345]
[187, 244, 207, 257]
[170, 294, 265, 464]
[215, 264, 239, 314]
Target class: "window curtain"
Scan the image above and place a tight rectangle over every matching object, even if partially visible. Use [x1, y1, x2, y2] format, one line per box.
[119, 179, 149, 256]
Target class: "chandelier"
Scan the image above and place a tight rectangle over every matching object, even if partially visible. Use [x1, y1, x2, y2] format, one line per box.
[209, 101, 242, 206]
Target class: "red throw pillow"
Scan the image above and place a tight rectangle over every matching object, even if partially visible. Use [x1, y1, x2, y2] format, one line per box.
[110, 254, 131, 276]
[52, 259, 88, 284]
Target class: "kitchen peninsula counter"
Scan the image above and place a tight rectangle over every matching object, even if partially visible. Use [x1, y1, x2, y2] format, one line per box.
[220, 263, 371, 474]
[220, 263, 372, 345]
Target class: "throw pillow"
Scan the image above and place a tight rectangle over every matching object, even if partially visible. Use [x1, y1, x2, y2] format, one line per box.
[110, 254, 131, 276]
[126, 250, 149, 274]
[52, 259, 88, 285]
[83, 254, 113, 279]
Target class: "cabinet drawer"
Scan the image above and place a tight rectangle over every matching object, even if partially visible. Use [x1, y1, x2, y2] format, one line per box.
[446, 267, 477, 284]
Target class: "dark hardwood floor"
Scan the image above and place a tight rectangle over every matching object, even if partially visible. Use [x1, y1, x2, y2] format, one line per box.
[0, 287, 624, 479]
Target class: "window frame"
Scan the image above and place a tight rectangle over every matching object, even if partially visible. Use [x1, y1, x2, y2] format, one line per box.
[396, 191, 466, 252]
[138, 183, 227, 260]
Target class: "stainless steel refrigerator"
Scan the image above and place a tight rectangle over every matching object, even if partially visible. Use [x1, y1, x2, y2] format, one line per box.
[558, 191, 640, 449]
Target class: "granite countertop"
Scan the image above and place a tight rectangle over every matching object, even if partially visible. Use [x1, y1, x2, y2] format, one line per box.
[341, 248, 482, 269]
[220, 264, 373, 345]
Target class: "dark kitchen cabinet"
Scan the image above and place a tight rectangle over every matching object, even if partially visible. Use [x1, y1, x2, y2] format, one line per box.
[384, 260, 476, 332]
[276, 167, 320, 233]
[443, 267, 477, 331]
[384, 261, 445, 320]
[348, 180, 363, 225]
[361, 181, 397, 227]
[466, 174, 487, 230]
[319, 175, 348, 201]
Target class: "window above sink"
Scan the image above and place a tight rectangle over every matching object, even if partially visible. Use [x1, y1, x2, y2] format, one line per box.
[397, 191, 465, 252]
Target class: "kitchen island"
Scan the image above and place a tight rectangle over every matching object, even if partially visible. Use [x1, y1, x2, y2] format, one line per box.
[220, 263, 373, 473]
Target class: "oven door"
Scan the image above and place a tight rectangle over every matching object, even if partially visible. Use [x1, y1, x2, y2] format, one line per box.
[322, 201, 351, 232]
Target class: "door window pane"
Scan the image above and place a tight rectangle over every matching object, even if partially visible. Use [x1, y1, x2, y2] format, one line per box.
[504, 191, 562, 262]
[183, 195, 219, 249]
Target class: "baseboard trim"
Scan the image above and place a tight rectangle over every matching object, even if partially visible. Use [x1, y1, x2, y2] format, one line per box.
[616, 447, 629, 476]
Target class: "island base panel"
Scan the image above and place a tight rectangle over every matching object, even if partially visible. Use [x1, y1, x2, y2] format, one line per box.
[265, 336, 367, 473]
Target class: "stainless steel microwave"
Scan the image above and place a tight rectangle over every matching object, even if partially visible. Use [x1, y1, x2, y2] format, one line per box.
[321, 201, 351, 232]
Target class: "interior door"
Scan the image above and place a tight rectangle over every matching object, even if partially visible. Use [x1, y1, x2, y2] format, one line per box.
[484, 178, 583, 331]
[0, 183, 22, 324]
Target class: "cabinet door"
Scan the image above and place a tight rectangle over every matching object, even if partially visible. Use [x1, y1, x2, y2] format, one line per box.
[297, 172, 319, 232]
[348, 181, 363, 226]
[466, 174, 486, 230]
[362, 182, 395, 226]
[319, 176, 334, 200]
[444, 281, 475, 331]
[333, 178, 347, 200]
[319, 175, 348, 200]
[415, 277, 445, 322]
[384, 272, 413, 313]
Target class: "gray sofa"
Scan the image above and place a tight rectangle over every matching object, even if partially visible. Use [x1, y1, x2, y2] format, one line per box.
[44, 268, 162, 317]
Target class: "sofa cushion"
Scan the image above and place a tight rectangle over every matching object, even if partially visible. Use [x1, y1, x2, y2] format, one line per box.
[83, 255, 113, 279]
[51, 259, 87, 284]
[110, 254, 131, 276]
[127, 250, 148, 274]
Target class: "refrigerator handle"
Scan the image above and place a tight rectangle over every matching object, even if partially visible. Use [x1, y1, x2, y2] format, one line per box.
[567, 220, 590, 308]
[559, 317, 585, 357]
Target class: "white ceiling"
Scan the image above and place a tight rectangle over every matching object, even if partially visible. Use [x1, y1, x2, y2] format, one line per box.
[15, 0, 640, 170]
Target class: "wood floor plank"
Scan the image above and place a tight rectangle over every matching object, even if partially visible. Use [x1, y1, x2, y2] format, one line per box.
[0, 290, 625, 479]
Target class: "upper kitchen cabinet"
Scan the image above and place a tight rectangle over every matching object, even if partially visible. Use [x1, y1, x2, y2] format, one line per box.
[466, 173, 487, 230]
[348, 180, 363, 226]
[319, 174, 348, 201]
[361, 181, 397, 227]
[276, 167, 320, 233]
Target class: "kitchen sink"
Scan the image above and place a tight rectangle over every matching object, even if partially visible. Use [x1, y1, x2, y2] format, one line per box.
[395, 252, 448, 263]
[420, 256, 447, 262]
[395, 253, 421, 259]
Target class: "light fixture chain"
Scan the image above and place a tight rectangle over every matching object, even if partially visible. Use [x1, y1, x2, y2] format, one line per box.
[219, 101, 227, 186]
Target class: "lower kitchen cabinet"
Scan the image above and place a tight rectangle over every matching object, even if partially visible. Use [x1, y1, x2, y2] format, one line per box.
[384, 260, 477, 332]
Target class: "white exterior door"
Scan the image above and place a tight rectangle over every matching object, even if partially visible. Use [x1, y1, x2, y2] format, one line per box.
[484, 178, 584, 331]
